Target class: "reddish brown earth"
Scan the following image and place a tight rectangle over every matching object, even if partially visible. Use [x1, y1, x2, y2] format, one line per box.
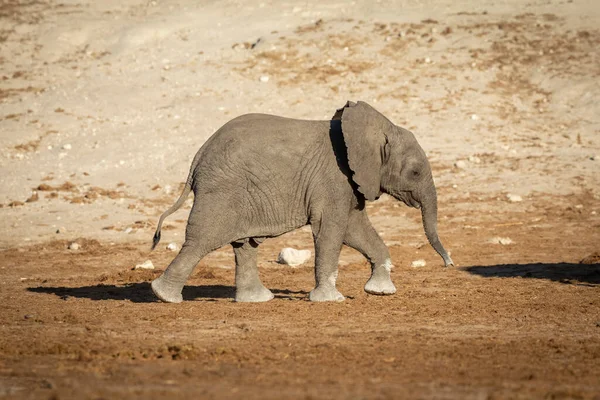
[1, 195, 599, 399]
[1, 0, 599, 398]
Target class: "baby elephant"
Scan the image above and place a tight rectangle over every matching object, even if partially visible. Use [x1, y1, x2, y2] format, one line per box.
[151, 101, 453, 303]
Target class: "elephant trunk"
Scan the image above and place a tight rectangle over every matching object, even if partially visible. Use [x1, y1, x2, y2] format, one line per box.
[419, 185, 454, 267]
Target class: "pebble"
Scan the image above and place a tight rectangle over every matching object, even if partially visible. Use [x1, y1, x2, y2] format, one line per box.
[454, 160, 467, 169]
[134, 260, 155, 270]
[68, 242, 80, 250]
[468, 155, 481, 164]
[590, 155, 597, 161]
[259, 75, 270, 83]
[277, 248, 311, 267]
[167, 242, 178, 252]
[507, 194, 523, 202]
[411, 259, 426, 268]
[471, 114, 480, 120]
[62, 144, 72, 150]
[490, 237, 513, 245]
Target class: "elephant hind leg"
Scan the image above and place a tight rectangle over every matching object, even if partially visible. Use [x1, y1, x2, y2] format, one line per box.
[233, 240, 273, 303]
[152, 194, 248, 303]
[151, 243, 208, 303]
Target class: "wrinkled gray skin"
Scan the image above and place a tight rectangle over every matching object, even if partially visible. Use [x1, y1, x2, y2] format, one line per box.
[151, 101, 453, 303]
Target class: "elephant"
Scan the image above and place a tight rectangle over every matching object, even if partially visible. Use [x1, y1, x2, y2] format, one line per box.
[150, 101, 453, 303]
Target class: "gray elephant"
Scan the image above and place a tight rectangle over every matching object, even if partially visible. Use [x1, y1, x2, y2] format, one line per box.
[150, 101, 453, 303]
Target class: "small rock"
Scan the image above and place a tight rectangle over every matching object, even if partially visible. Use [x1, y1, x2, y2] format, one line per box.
[167, 242, 178, 251]
[68, 242, 80, 250]
[470, 114, 480, 121]
[507, 194, 523, 202]
[124, 227, 133, 234]
[590, 155, 597, 161]
[468, 155, 481, 164]
[424, 57, 431, 63]
[134, 260, 155, 270]
[56, 227, 66, 234]
[277, 248, 311, 267]
[454, 160, 468, 169]
[489, 237, 513, 245]
[575, 204, 583, 209]
[411, 259, 426, 268]
[259, 75, 269, 83]
[62, 144, 72, 150]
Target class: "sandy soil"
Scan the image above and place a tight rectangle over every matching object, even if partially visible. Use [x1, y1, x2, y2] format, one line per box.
[0, 0, 599, 398]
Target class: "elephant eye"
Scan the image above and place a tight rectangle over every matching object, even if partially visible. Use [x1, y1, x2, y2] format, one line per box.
[412, 169, 420, 177]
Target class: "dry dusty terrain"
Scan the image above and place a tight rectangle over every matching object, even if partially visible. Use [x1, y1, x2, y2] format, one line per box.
[1, 0, 599, 399]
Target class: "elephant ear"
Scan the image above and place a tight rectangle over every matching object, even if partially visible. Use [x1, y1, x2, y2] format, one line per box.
[337, 101, 393, 201]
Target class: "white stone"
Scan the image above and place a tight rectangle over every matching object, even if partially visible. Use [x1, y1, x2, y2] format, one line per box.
[454, 160, 467, 169]
[68, 242, 80, 250]
[468, 155, 481, 164]
[507, 194, 523, 202]
[490, 237, 513, 245]
[277, 248, 311, 267]
[259, 75, 269, 83]
[124, 227, 133, 234]
[471, 114, 480, 120]
[411, 259, 426, 268]
[135, 260, 155, 270]
[167, 242, 178, 251]
[62, 143, 72, 150]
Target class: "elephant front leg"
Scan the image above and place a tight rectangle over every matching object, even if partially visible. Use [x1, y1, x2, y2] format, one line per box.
[344, 208, 396, 296]
[233, 240, 274, 303]
[309, 219, 346, 302]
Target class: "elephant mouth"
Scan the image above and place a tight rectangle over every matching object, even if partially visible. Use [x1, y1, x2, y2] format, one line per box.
[394, 191, 421, 209]
[407, 196, 421, 209]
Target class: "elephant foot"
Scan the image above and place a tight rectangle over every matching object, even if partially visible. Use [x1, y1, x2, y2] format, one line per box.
[235, 285, 274, 303]
[364, 260, 396, 295]
[151, 276, 183, 303]
[309, 286, 345, 302]
[364, 276, 396, 295]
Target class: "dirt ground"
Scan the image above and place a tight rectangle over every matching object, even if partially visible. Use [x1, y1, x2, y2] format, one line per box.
[1, 0, 599, 399]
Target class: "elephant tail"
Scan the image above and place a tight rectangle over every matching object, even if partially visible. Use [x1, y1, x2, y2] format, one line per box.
[151, 150, 202, 252]
[151, 179, 192, 250]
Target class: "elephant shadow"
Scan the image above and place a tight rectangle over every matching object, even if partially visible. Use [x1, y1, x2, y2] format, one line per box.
[464, 262, 600, 286]
[27, 284, 309, 303]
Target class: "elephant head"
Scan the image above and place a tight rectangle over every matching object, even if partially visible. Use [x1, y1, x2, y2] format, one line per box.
[334, 101, 454, 267]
